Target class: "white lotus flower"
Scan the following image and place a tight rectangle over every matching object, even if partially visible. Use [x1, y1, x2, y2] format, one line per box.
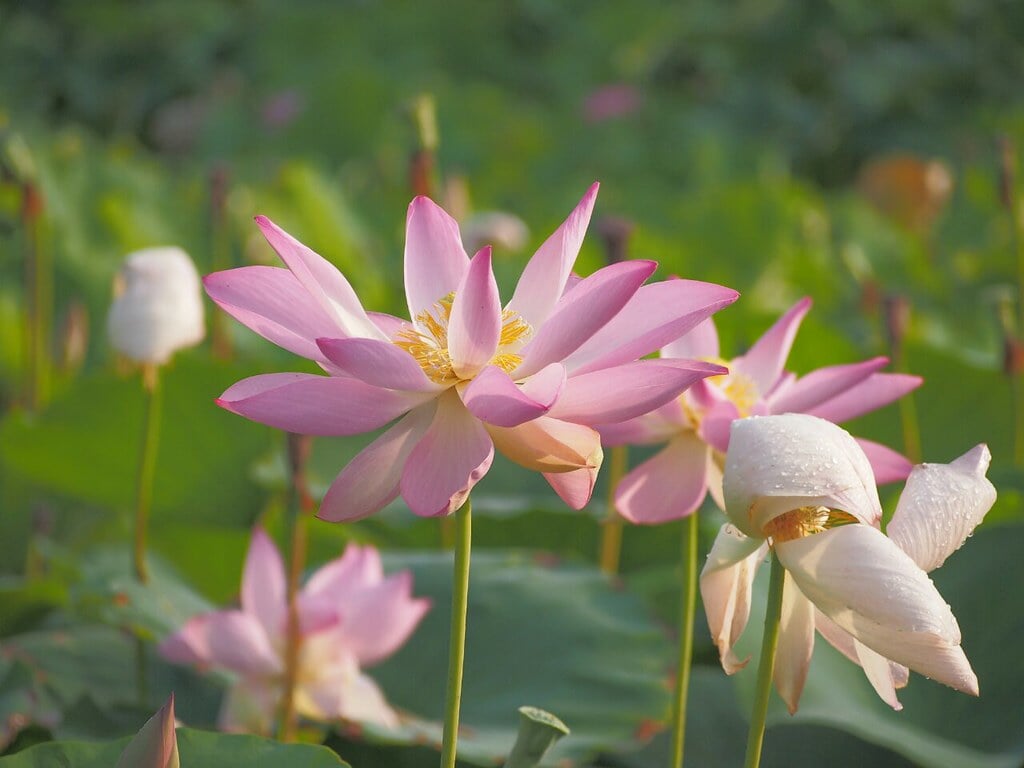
[701, 413, 996, 712]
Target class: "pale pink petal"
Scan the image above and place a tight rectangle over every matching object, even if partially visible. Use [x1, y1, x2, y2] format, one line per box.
[241, 528, 286, 639]
[856, 438, 914, 485]
[400, 392, 494, 517]
[158, 615, 212, 666]
[448, 247, 502, 378]
[204, 611, 281, 676]
[767, 357, 889, 414]
[404, 197, 470, 320]
[460, 364, 564, 427]
[334, 571, 432, 666]
[507, 183, 599, 330]
[304, 545, 384, 598]
[699, 524, 769, 674]
[805, 373, 922, 424]
[219, 679, 277, 735]
[255, 216, 384, 340]
[814, 609, 910, 701]
[564, 278, 739, 375]
[368, 311, 410, 339]
[615, 433, 710, 524]
[776, 525, 978, 695]
[660, 316, 720, 361]
[773, 574, 816, 714]
[706, 453, 725, 510]
[318, 403, 437, 522]
[543, 465, 600, 509]
[856, 639, 904, 711]
[887, 444, 996, 572]
[317, 337, 439, 392]
[699, 400, 740, 453]
[724, 415, 882, 538]
[514, 260, 656, 378]
[486, 416, 602, 473]
[203, 266, 340, 361]
[217, 373, 433, 436]
[549, 359, 726, 425]
[732, 298, 812, 394]
[597, 414, 682, 447]
[300, 655, 400, 728]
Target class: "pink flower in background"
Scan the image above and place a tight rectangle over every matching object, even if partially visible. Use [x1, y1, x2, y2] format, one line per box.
[599, 298, 922, 524]
[159, 529, 429, 733]
[701, 414, 996, 713]
[583, 83, 643, 122]
[204, 184, 738, 518]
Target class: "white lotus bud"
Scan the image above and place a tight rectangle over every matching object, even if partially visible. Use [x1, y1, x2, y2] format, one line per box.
[108, 247, 205, 365]
[462, 211, 529, 253]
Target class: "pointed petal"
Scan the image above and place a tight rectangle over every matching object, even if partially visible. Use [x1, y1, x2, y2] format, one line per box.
[203, 611, 281, 675]
[304, 545, 384, 599]
[856, 639, 904, 711]
[699, 524, 768, 674]
[508, 183, 599, 330]
[217, 373, 432, 435]
[334, 570, 432, 666]
[159, 614, 213, 666]
[318, 404, 436, 522]
[773, 574, 816, 714]
[317, 337, 439, 392]
[116, 694, 178, 768]
[815, 608, 910, 703]
[448, 247, 502, 378]
[724, 414, 882, 537]
[564, 278, 739, 375]
[544, 465, 600, 509]
[767, 357, 889, 414]
[460, 364, 564, 427]
[203, 266, 341, 361]
[399, 392, 494, 516]
[776, 525, 978, 695]
[887, 444, 996, 572]
[661, 315, 721, 361]
[404, 196, 469, 320]
[241, 528, 286, 638]
[486, 416, 603, 473]
[731, 298, 812, 394]
[549, 359, 726, 425]
[254, 216, 383, 340]
[615, 433, 710, 524]
[514, 260, 656, 378]
[857, 438, 914, 485]
[805, 373, 922, 423]
[597, 413, 682, 447]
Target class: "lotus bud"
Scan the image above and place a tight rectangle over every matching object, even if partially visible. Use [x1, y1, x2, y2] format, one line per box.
[116, 693, 180, 768]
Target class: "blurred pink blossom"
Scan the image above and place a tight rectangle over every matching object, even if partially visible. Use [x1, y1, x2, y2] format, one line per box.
[583, 84, 642, 122]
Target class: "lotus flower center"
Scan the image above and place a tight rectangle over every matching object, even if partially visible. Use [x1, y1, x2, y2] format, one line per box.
[682, 357, 760, 428]
[762, 505, 858, 543]
[393, 292, 533, 384]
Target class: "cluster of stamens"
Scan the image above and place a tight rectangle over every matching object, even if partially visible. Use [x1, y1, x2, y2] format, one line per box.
[761, 505, 858, 543]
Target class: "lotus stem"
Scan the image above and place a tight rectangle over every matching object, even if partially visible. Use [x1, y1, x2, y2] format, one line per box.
[132, 365, 162, 584]
[669, 510, 699, 768]
[440, 496, 472, 768]
[743, 550, 786, 768]
[598, 445, 628, 575]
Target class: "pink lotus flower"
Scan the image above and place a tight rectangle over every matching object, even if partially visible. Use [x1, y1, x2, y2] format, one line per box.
[159, 529, 430, 732]
[205, 185, 738, 517]
[701, 414, 996, 713]
[599, 298, 922, 524]
[116, 694, 179, 768]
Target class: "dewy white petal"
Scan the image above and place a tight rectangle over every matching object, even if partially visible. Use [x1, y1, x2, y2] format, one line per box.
[723, 414, 882, 538]
[773, 572, 816, 714]
[887, 444, 997, 572]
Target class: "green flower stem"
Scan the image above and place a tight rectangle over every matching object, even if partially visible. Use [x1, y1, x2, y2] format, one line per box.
[440, 497, 473, 768]
[669, 510, 699, 768]
[743, 550, 786, 768]
[598, 446, 628, 575]
[132, 365, 162, 584]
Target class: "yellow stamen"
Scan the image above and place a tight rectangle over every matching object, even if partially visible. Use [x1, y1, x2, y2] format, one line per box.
[762, 505, 858, 544]
[681, 356, 760, 429]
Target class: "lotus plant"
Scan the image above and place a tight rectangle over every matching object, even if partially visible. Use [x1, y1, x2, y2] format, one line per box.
[702, 414, 995, 767]
[160, 529, 429, 734]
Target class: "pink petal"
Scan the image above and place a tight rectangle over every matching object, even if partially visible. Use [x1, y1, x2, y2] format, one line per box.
[856, 438, 914, 485]
[699, 400, 740, 453]
[514, 260, 656, 378]
[305, 544, 384, 598]
[448, 247, 501, 379]
[565, 278, 739, 375]
[399, 392, 494, 516]
[255, 216, 383, 340]
[217, 373, 433, 436]
[460, 364, 564, 427]
[773, 574, 816, 714]
[203, 611, 281, 676]
[767, 357, 889, 414]
[597, 413, 682, 447]
[158, 614, 212, 666]
[815, 608, 910, 708]
[219, 678, 277, 735]
[615, 433, 710, 524]
[887, 444, 996, 572]
[549, 359, 725, 425]
[660, 316, 721, 360]
[544, 465, 600, 509]
[804, 373, 922, 424]
[203, 266, 340, 362]
[732, 297, 812, 394]
[334, 570, 432, 666]
[241, 528, 286, 639]
[486, 415, 602, 473]
[317, 337, 439, 392]
[404, 196, 469, 321]
[116, 694, 178, 768]
[368, 311, 410, 339]
[301, 656, 399, 728]
[507, 183, 599, 330]
[317, 403, 437, 522]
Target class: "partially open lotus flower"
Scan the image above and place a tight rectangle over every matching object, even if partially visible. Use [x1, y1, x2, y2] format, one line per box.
[116, 694, 179, 768]
[204, 184, 738, 517]
[700, 414, 996, 713]
[159, 529, 430, 733]
[600, 298, 921, 525]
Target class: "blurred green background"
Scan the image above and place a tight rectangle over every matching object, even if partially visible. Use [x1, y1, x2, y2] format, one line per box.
[1, 1, 1023, 766]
